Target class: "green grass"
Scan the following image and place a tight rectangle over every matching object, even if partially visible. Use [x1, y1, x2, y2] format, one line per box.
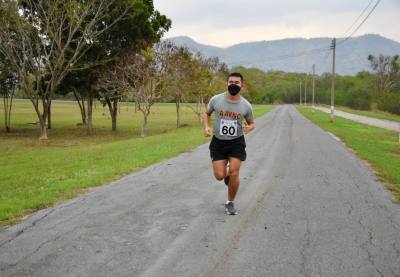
[297, 106, 400, 202]
[318, 104, 400, 122]
[0, 99, 273, 226]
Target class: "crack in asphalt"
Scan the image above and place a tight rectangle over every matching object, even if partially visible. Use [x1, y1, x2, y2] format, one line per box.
[0, 197, 88, 250]
[299, 217, 312, 277]
[357, 217, 385, 277]
[0, 209, 56, 248]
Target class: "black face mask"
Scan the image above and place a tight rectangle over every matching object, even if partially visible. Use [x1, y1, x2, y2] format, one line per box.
[228, 84, 241, 95]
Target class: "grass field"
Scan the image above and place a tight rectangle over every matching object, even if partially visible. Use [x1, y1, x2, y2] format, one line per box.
[0, 99, 273, 226]
[298, 106, 400, 203]
[318, 104, 400, 123]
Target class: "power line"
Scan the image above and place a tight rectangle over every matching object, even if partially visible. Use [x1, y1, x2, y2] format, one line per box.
[339, 0, 374, 38]
[337, 0, 381, 46]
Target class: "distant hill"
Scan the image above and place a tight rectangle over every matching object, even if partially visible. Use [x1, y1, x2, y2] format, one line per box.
[167, 34, 400, 75]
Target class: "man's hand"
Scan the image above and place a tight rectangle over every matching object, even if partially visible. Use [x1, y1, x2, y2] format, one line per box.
[204, 126, 212, 137]
[243, 123, 255, 134]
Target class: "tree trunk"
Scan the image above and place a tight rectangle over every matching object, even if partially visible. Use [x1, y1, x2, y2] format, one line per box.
[3, 92, 14, 132]
[112, 114, 117, 131]
[42, 97, 47, 127]
[113, 99, 118, 131]
[196, 96, 204, 123]
[106, 97, 118, 131]
[3, 96, 9, 132]
[3, 96, 6, 132]
[47, 100, 52, 129]
[8, 92, 14, 131]
[81, 99, 87, 125]
[39, 118, 48, 140]
[141, 112, 148, 137]
[27, 97, 48, 139]
[73, 90, 87, 125]
[34, 105, 48, 140]
[176, 96, 180, 128]
[87, 92, 93, 134]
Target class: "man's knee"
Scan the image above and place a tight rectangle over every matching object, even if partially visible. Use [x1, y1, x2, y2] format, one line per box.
[229, 168, 240, 178]
[214, 171, 225, 181]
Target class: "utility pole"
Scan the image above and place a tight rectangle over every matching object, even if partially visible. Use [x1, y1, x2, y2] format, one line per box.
[330, 38, 336, 123]
[312, 64, 315, 109]
[299, 81, 302, 105]
[304, 74, 307, 106]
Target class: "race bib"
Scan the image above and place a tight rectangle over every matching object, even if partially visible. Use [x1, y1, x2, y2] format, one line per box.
[220, 119, 238, 136]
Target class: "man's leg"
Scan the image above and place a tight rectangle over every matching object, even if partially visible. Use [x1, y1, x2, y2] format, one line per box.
[227, 157, 242, 201]
[212, 159, 228, 181]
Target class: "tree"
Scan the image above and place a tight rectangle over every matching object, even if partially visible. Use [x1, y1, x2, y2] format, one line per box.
[57, 69, 96, 126]
[0, 53, 18, 132]
[165, 46, 196, 128]
[58, 0, 171, 134]
[0, 0, 130, 139]
[117, 43, 171, 137]
[96, 66, 123, 131]
[368, 54, 400, 95]
[187, 55, 227, 123]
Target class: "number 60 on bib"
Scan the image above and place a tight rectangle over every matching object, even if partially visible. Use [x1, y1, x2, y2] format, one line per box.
[220, 119, 238, 136]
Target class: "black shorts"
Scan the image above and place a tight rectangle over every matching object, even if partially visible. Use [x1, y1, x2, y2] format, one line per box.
[209, 135, 247, 162]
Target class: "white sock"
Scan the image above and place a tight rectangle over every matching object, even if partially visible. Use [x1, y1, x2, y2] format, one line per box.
[226, 200, 233, 205]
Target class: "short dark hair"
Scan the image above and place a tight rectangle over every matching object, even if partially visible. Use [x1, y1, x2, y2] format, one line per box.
[227, 72, 244, 82]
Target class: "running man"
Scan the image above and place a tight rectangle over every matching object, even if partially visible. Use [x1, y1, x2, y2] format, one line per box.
[204, 72, 255, 215]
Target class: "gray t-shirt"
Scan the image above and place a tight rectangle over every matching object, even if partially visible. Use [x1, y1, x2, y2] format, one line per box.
[207, 92, 254, 140]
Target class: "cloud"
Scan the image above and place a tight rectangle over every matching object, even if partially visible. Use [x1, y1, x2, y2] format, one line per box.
[154, 0, 400, 46]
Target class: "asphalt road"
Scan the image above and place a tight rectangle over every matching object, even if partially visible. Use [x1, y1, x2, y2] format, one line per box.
[1, 105, 399, 277]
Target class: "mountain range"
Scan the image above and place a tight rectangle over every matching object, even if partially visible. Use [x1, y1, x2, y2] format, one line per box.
[168, 34, 400, 75]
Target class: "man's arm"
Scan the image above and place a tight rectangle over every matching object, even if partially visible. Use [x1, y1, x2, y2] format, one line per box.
[243, 118, 255, 134]
[203, 111, 212, 137]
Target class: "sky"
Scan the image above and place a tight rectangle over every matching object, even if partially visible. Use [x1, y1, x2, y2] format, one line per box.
[153, 0, 400, 47]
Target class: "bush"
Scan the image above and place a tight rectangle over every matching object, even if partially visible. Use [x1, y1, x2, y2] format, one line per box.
[377, 92, 400, 115]
[344, 88, 372, 110]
